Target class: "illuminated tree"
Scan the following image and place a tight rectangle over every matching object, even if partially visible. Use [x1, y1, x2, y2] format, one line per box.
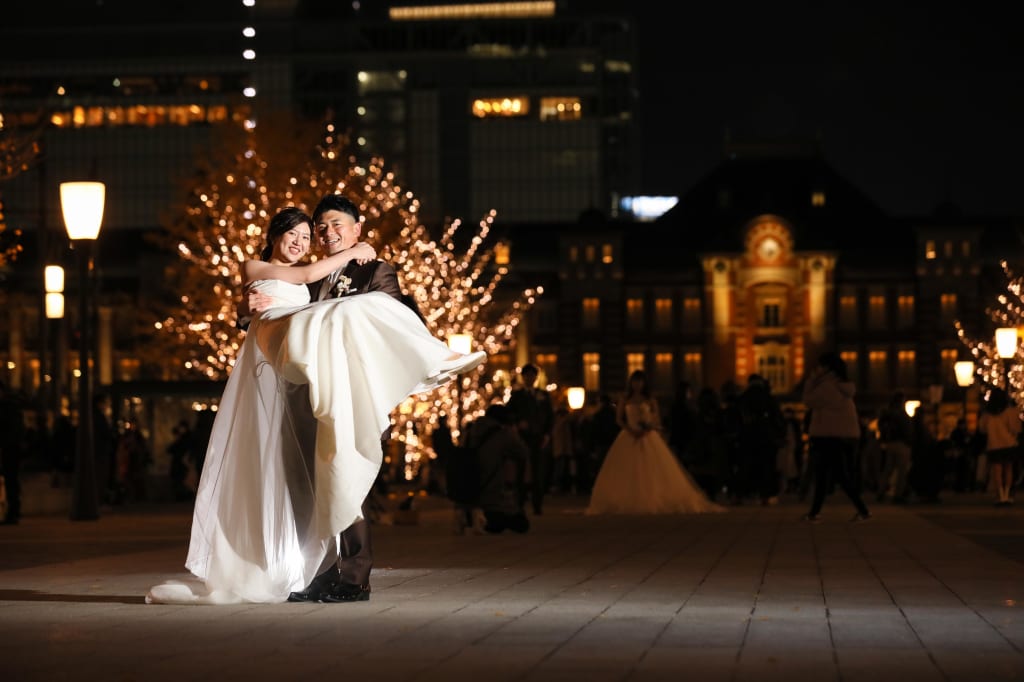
[0, 110, 43, 266]
[955, 259, 1024, 408]
[145, 115, 541, 475]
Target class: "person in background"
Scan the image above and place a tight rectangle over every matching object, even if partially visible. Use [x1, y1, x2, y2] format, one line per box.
[472, 404, 530, 534]
[978, 387, 1022, 507]
[0, 381, 26, 525]
[506, 363, 554, 515]
[877, 391, 914, 503]
[667, 380, 697, 465]
[801, 351, 871, 522]
[166, 419, 197, 501]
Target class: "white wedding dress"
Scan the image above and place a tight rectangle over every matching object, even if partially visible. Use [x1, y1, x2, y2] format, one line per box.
[147, 280, 486, 604]
[586, 399, 725, 515]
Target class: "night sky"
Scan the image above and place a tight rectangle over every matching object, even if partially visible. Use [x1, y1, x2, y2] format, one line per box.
[634, 3, 1023, 217]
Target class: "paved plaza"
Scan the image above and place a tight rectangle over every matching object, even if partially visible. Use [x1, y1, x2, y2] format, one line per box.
[2, 491, 1024, 682]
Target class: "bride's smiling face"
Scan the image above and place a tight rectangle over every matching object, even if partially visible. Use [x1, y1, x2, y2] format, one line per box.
[273, 223, 312, 264]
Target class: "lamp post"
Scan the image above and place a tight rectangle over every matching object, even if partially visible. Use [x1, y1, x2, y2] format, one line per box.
[954, 360, 975, 419]
[44, 264, 65, 440]
[60, 181, 104, 521]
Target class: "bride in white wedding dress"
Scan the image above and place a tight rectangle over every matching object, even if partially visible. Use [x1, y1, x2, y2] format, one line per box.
[147, 207, 485, 604]
[586, 370, 725, 515]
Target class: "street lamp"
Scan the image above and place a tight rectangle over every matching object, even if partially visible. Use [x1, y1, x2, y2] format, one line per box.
[446, 333, 473, 431]
[995, 326, 1018, 390]
[44, 265, 65, 319]
[61, 181, 104, 521]
[954, 360, 975, 419]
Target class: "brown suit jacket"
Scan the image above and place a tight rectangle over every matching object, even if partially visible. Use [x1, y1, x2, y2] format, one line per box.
[313, 259, 423, 322]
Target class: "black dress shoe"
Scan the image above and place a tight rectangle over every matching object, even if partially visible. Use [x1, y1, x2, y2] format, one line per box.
[322, 582, 370, 603]
[287, 569, 340, 603]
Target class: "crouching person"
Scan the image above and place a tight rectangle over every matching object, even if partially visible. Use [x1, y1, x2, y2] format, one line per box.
[472, 403, 530, 533]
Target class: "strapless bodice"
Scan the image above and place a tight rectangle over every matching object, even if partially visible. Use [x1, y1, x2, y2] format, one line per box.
[249, 279, 311, 309]
[625, 401, 654, 430]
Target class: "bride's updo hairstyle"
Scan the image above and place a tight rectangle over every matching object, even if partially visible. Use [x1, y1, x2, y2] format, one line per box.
[260, 207, 313, 262]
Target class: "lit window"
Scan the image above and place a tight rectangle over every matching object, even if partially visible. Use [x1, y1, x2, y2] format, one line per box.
[584, 244, 595, 263]
[568, 245, 579, 263]
[940, 348, 958, 384]
[682, 298, 701, 330]
[811, 191, 826, 207]
[840, 351, 858, 384]
[654, 298, 673, 332]
[839, 294, 857, 329]
[961, 240, 971, 257]
[539, 96, 582, 121]
[471, 96, 530, 118]
[897, 349, 916, 387]
[684, 352, 702, 387]
[755, 345, 788, 392]
[601, 243, 613, 264]
[582, 298, 600, 330]
[654, 353, 673, 393]
[940, 293, 957, 325]
[626, 352, 645, 378]
[626, 298, 644, 331]
[925, 240, 937, 259]
[897, 295, 914, 328]
[868, 295, 886, 328]
[868, 350, 888, 390]
[583, 352, 601, 392]
[944, 241, 954, 258]
[535, 353, 557, 384]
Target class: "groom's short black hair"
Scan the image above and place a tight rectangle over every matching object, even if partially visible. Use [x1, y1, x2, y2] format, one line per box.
[312, 193, 359, 225]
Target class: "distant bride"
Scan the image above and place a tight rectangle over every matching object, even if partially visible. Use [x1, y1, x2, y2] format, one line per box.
[586, 370, 725, 515]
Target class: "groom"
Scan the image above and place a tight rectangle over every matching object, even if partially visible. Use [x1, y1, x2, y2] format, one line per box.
[245, 193, 411, 603]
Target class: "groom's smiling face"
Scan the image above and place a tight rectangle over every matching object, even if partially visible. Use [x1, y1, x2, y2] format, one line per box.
[315, 209, 362, 256]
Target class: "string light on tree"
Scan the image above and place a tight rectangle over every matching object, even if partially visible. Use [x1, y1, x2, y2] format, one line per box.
[955, 259, 1024, 409]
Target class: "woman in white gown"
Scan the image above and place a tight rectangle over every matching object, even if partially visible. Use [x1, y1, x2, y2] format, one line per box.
[586, 370, 725, 515]
[148, 207, 486, 604]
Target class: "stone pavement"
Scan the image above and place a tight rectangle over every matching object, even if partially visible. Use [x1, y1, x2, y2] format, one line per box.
[2, 491, 1024, 682]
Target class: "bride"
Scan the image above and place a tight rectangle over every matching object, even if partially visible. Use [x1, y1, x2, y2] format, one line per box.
[148, 207, 485, 604]
[586, 370, 725, 515]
